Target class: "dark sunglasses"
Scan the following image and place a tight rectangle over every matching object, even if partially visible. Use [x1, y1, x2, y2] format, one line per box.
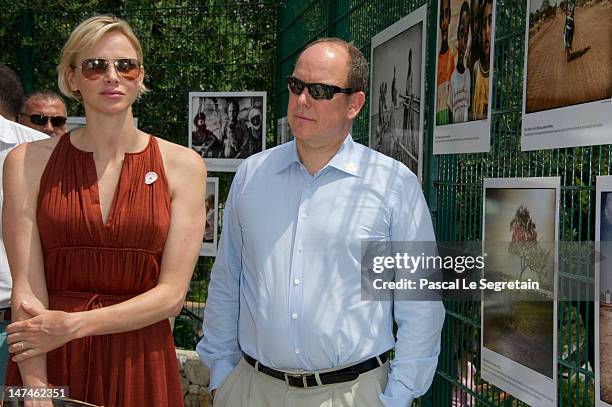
[287, 76, 354, 100]
[74, 58, 142, 81]
[21, 113, 67, 127]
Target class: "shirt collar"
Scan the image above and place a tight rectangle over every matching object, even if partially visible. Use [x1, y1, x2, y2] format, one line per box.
[326, 134, 362, 177]
[275, 134, 363, 178]
[274, 140, 301, 174]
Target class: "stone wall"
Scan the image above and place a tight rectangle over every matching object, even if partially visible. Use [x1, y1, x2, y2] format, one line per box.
[176, 349, 211, 407]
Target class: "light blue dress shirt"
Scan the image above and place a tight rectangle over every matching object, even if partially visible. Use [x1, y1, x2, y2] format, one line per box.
[197, 135, 445, 407]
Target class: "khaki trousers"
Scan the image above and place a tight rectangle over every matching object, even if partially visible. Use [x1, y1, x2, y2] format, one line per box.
[214, 357, 388, 407]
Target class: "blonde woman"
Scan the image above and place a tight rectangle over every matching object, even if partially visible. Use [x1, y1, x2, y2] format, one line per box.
[3, 15, 205, 406]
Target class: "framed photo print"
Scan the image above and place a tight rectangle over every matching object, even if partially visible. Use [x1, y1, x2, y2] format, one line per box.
[189, 91, 267, 172]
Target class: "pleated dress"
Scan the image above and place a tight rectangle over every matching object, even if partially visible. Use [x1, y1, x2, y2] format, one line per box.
[5, 133, 183, 406]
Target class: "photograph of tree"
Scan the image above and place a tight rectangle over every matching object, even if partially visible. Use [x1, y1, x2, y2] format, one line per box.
[481, 178, 559, 406]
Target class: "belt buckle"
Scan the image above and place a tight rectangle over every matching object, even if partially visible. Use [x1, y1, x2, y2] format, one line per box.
[284, 372, 309, 388]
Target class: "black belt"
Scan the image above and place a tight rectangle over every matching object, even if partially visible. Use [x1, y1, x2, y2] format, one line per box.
[0, 307, 10, 322]
[243, 352, 388, 388]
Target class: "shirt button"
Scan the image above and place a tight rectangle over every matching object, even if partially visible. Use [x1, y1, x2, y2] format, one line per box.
[294, 278, 300, 285]
[298, 246, 303, 253]
[292, 313, 298, 320]
[301, 213, 308, 219]
[295, 348, 300, 354]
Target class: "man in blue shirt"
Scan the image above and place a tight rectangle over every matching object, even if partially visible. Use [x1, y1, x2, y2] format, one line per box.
[198, 38, 445, 407]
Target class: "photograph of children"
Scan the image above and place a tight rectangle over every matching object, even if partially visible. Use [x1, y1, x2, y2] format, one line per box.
[201, 177, 219, 257]
[522, 0, 612, 151]
[595, 177, 612, 407]
[369, 5, 427, 180]
[277, 116, 293, 144]
[481, 177, 559, 407]
[433, 0, 495, 154]
[189, 92, 267, 172]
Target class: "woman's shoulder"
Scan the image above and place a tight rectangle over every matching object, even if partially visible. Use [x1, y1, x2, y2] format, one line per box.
[154, 136, 206, 178]
[4, 135, 63, 188]
[6, 135, 61, 168]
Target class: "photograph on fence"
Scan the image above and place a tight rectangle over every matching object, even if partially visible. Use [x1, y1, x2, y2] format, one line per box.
[188, 92, 267, 172]
[481, 177, 559, 407]
[596, 176, 612, 407]
[433, 0, 495, 154]
[201, 177, 219, 257]
[67, 116, 138, 132]
[521, 0, 612, 151]
[368, 4, 426, 179]
[277, 116, 292, 144]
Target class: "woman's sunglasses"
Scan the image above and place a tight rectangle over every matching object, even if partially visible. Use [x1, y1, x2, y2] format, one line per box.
[75, 58, 142, 81]
[21, 113, 67, 127]
[287, 76, 354, 100]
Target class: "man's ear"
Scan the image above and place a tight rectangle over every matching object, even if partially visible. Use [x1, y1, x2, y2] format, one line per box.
[347, 91, 366, 120]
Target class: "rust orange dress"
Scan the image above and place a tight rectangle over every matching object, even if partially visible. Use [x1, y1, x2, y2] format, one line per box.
[6, 133, 183, 406]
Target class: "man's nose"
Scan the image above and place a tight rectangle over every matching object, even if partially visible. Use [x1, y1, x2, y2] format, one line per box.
[43, 120, 54, 135]
[297, 88, 312, 108]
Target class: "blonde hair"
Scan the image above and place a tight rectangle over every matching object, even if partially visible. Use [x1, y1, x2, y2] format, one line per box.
[58, 15, 149, 101]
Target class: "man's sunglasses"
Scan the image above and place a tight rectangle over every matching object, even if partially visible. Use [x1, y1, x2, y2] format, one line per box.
[74, 58, 142, 81]
[21, 113, 67, 128]
[287, 76, 354, 100]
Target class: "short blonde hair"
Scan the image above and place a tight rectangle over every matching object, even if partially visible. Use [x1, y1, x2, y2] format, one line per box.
[58, 15, 149, 101]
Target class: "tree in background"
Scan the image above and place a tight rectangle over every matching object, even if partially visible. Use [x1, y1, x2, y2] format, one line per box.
[508, 205, 551, 285]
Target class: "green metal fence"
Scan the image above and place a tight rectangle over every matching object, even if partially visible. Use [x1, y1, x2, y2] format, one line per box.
[1, 1, 600, 404]
[277, 0, 595, 406]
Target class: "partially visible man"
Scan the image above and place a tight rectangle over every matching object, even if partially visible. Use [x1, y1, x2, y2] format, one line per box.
[0, 64, 47, 386]
[198, 38, 444, 407]
[18, 90, 68, 137]
[0, 65, 24, 122]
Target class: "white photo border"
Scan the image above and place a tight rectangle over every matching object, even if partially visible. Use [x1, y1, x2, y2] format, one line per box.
[481, 177, 560, 407]
[521, 0, 612, 151]
[189, 91, 267, 172]
[595, 175, 612, 407]
[432, 0, 496, 154]
[201, 177, 219, 257]
[368, 4, 427, 181]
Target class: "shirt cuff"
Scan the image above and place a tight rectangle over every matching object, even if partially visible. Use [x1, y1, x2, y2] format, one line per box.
[379, 377, 415, 407]
[209, 358, 238, 391]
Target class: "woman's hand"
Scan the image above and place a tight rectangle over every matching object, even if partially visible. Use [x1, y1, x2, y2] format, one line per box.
[6, 301, 79, 362]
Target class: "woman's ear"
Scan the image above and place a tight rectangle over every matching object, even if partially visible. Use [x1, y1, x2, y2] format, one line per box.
[66, 67, 79, 93]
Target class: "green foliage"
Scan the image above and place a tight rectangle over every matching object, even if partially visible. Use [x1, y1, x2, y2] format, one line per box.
[2, 1, 278, 148]
[508, 205, 551, 284]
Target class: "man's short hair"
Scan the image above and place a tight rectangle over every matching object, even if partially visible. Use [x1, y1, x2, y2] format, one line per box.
[23, 89, 67, 112]
[0, 64, 25, 120]
[300, 38, 368, 93]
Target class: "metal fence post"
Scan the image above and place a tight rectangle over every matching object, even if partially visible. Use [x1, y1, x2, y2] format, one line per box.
[18, 7, 34, 93]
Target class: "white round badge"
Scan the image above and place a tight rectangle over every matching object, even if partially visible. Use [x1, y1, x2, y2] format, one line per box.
[145, 171, 158, 185]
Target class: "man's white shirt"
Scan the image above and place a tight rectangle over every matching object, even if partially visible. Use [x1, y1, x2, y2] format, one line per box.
[0, 116, 48, 308]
